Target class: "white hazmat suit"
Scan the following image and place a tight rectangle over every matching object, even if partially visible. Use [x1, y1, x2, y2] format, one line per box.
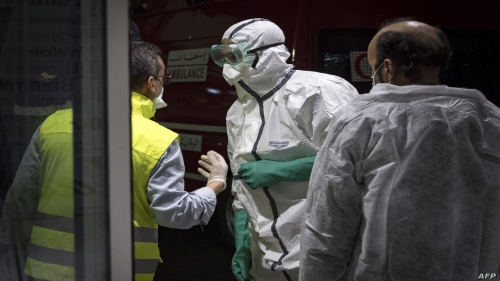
[224, 19, 359, 280]
[300, 84, 500, 281]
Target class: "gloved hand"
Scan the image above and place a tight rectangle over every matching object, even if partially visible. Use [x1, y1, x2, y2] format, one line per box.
[197, 150, 228, 190]
[232, 210, 251, 281]
[237, 156, 316, 189]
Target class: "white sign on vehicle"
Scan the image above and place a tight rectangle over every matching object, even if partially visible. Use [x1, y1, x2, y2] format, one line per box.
[349, 51, 371, 82]
[167, 48, 209, 66]
[179, 133, 202, 152]
[166, 65, 207, 82]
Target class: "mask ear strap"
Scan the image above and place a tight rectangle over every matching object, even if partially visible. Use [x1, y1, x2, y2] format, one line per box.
[247, 42, 284, 69]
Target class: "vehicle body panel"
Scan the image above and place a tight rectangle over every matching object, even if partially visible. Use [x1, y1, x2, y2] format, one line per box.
[133, 0, 500, 191]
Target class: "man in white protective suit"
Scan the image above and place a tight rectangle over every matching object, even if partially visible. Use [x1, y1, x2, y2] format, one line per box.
[206, 18, 359, 281]
[300, 18, 500, 281]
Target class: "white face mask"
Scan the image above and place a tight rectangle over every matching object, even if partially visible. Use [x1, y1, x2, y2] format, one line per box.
[153, 87, 167, 109]
[222, 62, 266, 86]
[222, 64, 245, 86]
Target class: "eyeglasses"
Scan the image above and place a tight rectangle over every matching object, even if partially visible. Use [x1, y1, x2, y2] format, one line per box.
[155, 74, 171, 85]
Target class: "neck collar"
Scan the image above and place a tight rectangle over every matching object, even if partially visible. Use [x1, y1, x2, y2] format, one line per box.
[131, 91, 156, 119]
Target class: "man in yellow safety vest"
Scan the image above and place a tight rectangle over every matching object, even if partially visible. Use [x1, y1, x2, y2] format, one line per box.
[0, 41, 228, 281]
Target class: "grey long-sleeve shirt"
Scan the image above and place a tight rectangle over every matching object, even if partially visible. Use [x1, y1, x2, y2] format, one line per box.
[148, 139, 216, 229]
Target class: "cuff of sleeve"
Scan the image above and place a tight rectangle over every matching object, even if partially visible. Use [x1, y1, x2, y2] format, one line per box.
[207, 178, 226, 190]
[192, 187, 217, 202]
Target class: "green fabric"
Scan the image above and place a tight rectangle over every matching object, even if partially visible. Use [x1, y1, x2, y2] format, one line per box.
[237, 156, 316, 189]
[231, 210, 251, 281]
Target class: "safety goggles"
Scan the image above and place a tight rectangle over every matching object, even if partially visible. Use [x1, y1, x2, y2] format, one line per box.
[210, 41, 285, 69]
[210, 43, 246, 67]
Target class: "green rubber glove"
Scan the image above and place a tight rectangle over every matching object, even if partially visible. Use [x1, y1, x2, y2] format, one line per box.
[237, 156, 316, 189]
[231, 210, 251, 281]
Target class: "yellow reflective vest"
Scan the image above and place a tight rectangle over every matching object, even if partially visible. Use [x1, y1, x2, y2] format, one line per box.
[130, 92, 178, 281]
[25, 92, 178, 281]
[25, 108, 76, 281]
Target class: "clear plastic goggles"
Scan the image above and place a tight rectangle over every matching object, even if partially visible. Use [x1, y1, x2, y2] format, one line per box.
[210, 41, 285, 68]
[210, 41, 255, 67]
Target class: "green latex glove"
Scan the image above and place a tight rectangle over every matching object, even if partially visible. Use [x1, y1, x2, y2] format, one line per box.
[237, 156, 316, 189]
[232, 210, 251, 281]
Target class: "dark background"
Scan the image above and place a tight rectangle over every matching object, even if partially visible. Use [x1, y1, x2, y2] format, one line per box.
[155, 212, 236, 281]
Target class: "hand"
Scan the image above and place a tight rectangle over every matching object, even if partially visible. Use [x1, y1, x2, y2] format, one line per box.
[238, 156, 316, 189]
[238, 160, 280, 190]
[198, 150, 228, 192]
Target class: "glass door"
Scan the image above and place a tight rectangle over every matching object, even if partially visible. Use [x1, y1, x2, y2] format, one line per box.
[0, 0, 132, 280]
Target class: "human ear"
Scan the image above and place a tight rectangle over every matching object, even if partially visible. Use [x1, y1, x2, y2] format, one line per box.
[147, 76, 155, 93]
[384, 59, 396, 83]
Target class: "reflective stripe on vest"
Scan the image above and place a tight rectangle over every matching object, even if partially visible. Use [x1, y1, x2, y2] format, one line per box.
[134, 226, 157, 243]
[25, 256, 75, 281]
[28, 216, 160, 276]
[28, 242, 75, 268]
[26, 211, 75, 279]
[34, 211, 74, 233]
[133, 226, 159, 276]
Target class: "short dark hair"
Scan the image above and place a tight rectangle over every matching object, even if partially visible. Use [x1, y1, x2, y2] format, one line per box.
[375, 18, 452, 80]
[130, 42, 162, 92]
[131, 41, 162, 56]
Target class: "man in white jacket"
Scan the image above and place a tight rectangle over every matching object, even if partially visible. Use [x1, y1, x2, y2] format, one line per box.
[210, 19, 358, 281]
[300, 18, 500, 281]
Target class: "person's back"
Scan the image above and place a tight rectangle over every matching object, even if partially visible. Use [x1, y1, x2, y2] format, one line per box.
[26, 108, 75, 280]
[300, 18, 500, 281]
[311, 84, 500, 280]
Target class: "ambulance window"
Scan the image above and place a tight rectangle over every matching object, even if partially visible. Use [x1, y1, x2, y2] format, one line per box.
[316, 29, 375, 95]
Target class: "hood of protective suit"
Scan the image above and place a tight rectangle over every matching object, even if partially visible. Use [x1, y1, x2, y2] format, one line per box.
[222, 19, 293, 93]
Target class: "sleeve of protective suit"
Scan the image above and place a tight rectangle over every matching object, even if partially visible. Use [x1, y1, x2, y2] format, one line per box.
[237, 156, 316, 189]
[226, 101, 244, 212]
[300, 136, 362, 280]
[0, 126, 41, 246]
[231, 210, 251, 281]
[147, 140, 217, 229]
[293, 78, 358, 148]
